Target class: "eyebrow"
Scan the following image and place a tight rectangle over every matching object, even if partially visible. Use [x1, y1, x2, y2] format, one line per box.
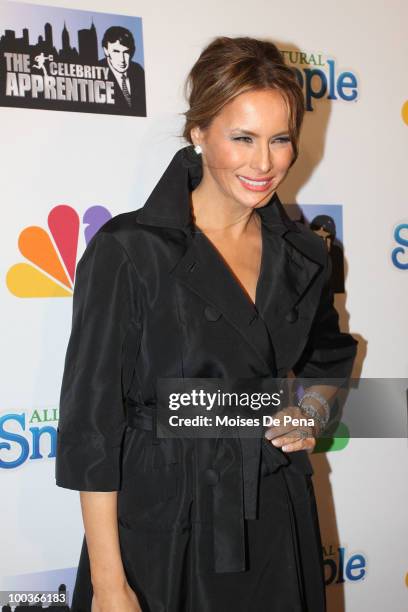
[230, 128, 290, 138]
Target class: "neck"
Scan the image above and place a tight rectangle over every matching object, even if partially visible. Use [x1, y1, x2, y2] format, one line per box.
[191, 174, 264, 237]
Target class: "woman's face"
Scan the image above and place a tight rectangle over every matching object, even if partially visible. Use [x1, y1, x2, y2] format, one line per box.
[191, 88, 294, 211]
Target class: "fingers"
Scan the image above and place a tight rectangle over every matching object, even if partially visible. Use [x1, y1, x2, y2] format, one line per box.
[267, 431, 316, 453]
[263, 404, 319, 453]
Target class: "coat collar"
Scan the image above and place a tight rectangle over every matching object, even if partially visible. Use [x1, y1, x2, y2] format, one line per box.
[135, 144, 301, 236]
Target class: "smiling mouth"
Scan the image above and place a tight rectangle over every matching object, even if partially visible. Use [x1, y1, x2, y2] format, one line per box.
[237, 175, 274, 191]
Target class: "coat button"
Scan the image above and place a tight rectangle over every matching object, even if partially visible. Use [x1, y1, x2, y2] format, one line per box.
[204, 468, 219, 485]
[285, 307, 298, 323]
[204, 305, 222, 321]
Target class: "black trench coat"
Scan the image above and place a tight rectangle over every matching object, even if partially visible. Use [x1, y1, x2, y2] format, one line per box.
[55, 145, 358, 612]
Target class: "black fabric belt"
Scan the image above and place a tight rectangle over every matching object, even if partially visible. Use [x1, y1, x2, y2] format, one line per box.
[127, 400, 159, 441]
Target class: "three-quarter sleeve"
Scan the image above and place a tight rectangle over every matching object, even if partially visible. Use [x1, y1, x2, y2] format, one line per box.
[293, 247, 358, 380]
[55, 230, 141, 491]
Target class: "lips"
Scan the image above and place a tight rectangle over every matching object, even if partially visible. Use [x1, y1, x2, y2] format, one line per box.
[237, 175, 274, 192]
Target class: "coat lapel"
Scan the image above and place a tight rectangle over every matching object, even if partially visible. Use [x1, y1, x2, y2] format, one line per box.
[259, 228, 322, 334]
[258, 228, 323, 375]
[135, 145, 325, 374]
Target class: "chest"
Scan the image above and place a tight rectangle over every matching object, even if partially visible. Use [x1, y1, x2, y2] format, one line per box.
[196, 229, 263, 307]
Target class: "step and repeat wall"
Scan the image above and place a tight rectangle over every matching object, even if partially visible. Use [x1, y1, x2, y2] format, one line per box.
[1, 0, 407, 609]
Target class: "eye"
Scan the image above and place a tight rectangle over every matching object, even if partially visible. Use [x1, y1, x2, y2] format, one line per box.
[232, 136, 253, 143]
[272, 137, 291, 144]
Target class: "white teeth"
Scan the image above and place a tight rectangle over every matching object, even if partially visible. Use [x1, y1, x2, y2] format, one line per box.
[238, 176, 270, 186]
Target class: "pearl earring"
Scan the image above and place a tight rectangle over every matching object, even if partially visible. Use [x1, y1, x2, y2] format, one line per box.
[194, 144, 202, 155]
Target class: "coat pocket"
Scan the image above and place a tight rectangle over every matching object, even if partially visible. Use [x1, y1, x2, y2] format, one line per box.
[147, 441, 180, 503]
[119, 431, 183, 527]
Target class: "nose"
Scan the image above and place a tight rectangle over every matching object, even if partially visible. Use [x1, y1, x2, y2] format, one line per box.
[250, 142, 272, 175]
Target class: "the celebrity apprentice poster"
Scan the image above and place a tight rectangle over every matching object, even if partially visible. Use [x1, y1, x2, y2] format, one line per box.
[0, 1, 147, 117]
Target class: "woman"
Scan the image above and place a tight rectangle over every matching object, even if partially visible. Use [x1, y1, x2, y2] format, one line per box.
[55, 37, 357, 612]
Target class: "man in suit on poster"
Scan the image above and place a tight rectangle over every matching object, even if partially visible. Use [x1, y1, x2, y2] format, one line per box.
[100, 26, 146, 116]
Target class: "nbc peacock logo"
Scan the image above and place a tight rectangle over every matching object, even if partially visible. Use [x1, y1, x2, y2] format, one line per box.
[6, 204, 112, 298]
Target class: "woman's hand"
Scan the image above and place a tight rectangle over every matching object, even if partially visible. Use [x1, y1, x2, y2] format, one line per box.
[264, 404, 319, 454]
[91, 582, 143, 612]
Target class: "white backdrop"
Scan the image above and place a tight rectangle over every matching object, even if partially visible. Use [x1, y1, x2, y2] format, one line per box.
[1, 0, 407, 610]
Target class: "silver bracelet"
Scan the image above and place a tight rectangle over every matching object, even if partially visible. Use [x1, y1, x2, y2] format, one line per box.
[298, 402, 329, 430]
[299, 390, 330, 419]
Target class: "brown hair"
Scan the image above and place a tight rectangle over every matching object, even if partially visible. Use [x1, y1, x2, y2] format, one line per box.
[183, 36, 305, 166]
